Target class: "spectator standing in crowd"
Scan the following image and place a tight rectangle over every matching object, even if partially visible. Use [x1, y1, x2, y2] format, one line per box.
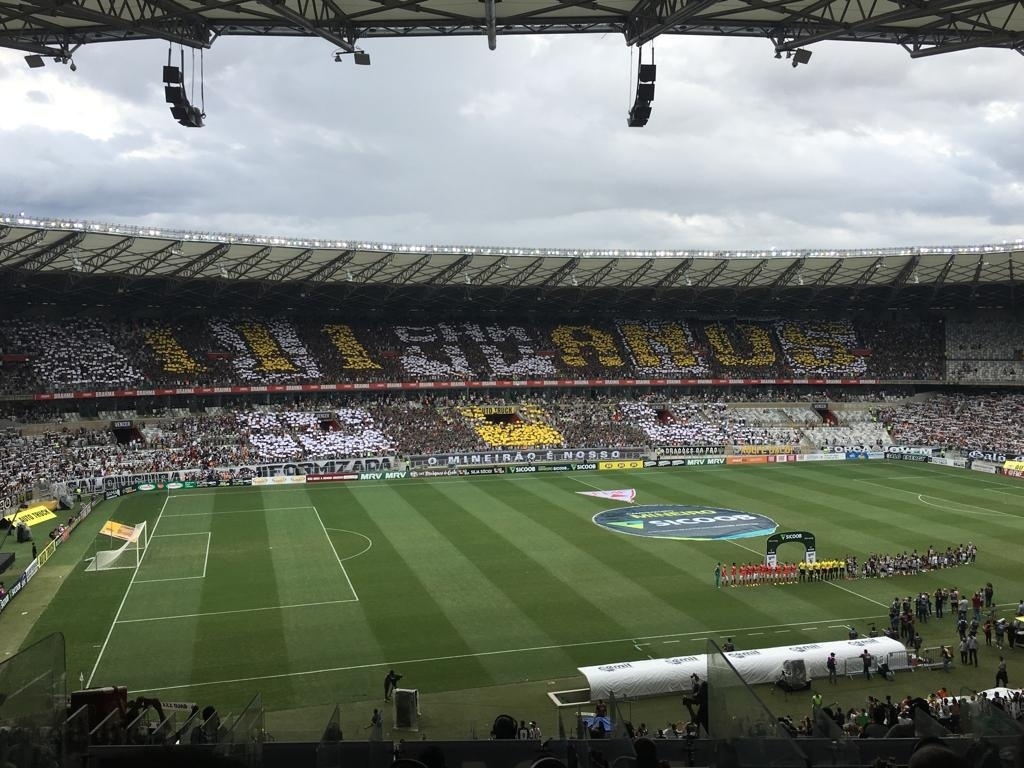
[996, 657, 1009, 687]
[967, 634, 979, 667]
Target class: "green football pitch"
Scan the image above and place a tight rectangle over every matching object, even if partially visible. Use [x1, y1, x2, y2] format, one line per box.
[20, 460, 1024, 735]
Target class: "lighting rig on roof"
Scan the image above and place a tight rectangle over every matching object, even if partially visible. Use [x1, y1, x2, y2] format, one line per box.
[333, 50, 371, 65]
[772, 37, 812, 67]
[24, 45, 80, 71]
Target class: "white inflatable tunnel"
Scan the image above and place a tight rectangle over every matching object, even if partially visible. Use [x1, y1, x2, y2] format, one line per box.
[579, 636, 907, 700]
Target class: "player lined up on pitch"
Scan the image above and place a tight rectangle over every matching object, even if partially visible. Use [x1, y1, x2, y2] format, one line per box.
[715, 559, 848, 587]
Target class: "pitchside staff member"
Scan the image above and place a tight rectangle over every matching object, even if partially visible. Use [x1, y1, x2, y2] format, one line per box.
[384, 669, 402, 702]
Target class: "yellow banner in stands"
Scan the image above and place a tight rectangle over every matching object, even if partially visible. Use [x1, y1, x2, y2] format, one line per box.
[597, 460, 644, 471]
[739, 444, 795, 455]
[3, 505, 57, 527]
[100, 520, 137, 541]
[1003, 460, 1024, 473]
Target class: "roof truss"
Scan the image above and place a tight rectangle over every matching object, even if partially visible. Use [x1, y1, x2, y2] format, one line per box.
[0, 230, 46, 266]
[8, 232, 86, 271]
[1, 219, 1023, 317]
[82, 236, 137, 273]
[3, 0, 1024, 60]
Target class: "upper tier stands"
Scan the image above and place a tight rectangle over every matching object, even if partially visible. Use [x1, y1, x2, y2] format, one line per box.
[945, 316, 1024, 383]
[0, 315, 960, 394]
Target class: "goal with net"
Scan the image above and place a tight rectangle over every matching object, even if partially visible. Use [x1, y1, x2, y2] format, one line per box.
[86, 520, 149, 571]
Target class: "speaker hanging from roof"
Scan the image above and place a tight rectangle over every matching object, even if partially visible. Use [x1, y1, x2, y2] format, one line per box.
[627, 48, 656, 128]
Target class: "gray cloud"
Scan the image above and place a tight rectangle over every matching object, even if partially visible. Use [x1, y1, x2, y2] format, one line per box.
[0, 33, 1022, 249]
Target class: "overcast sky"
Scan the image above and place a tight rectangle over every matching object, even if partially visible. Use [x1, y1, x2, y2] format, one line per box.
[1, 32, 1022, 250]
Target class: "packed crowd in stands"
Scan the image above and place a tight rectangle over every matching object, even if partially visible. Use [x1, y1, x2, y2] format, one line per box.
[1, 386, 1021, 497]
[617, 401, 802, 448]
[946, 316, 1024, 383]
[883, 393, 1024, 452]
[0, 314, 968, 394]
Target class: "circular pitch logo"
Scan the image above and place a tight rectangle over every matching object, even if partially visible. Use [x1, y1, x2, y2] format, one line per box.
[593, 504, 778, 541]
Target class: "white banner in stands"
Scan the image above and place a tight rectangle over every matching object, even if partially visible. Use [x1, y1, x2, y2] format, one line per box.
[251, 476, 307, 486]
[930, 457, 969, 469]
[578, 636, 906, 699]
[794, 453, 846, 462]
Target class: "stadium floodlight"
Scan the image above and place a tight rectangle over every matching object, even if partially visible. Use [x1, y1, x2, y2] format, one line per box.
[792, 48, 812, 67]
[25, 54, 44, 68]
[334, 50, 371, 65]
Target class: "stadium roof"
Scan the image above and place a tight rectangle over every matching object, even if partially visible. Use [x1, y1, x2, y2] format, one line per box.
[1, 213, 1021, 316]
[3, 0, 1024, 62]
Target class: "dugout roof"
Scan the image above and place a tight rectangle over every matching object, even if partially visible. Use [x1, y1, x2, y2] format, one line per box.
[1, 213, 1021, 317]
[2, 0, 1024, 62]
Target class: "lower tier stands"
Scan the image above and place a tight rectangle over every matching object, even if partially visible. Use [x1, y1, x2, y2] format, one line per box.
[1, 391, 1020, 498]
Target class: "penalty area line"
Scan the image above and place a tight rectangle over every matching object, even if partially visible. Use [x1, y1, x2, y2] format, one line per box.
[323, 528, 373, 562]
[87, 495, 170, 687]
[313, 506, 359, 601]
[115, 597, 360, 624]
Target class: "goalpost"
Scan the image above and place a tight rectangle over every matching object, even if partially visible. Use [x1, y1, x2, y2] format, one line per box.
[87, 520, 149, 571]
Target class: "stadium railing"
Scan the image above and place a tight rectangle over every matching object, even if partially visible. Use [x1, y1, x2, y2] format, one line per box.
[216, 693, 265, 767]
[0, 632, 67, 768]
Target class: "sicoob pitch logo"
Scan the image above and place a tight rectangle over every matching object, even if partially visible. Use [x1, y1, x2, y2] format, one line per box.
[593, 504, 777, 541]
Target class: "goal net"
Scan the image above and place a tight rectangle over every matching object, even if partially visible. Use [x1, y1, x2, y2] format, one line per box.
[87, 520, 148, 571]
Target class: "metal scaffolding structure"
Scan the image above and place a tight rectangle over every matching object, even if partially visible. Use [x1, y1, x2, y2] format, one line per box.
[1, 0, 1023, 63]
